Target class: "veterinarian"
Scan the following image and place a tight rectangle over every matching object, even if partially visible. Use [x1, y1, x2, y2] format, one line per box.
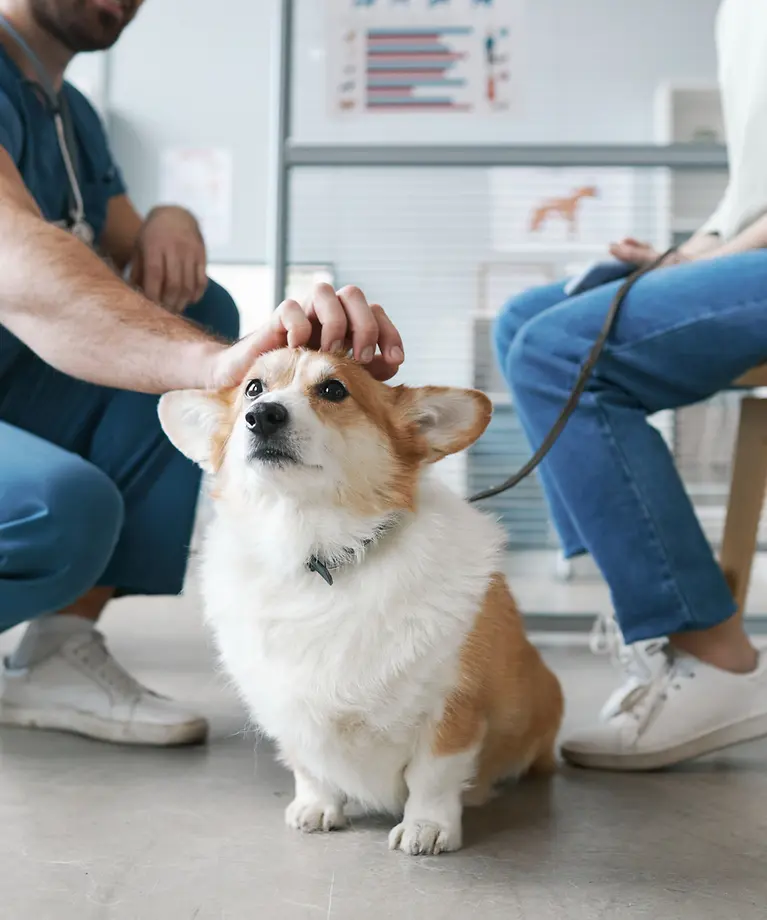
[495, 0, 767, 771]
[0, 0, 403, 746]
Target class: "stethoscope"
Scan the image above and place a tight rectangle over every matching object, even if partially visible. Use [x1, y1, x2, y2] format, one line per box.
[0, 14, 93, 245]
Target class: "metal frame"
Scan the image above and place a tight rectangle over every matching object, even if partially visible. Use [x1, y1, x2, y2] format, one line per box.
[267, 0, 294, 308]
[286, 142, 728, 169]
[525, 614, 767, 635]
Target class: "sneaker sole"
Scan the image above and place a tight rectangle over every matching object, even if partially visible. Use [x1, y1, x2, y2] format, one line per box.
[0, 702, 208, 747]
[561, 712, 767, 771]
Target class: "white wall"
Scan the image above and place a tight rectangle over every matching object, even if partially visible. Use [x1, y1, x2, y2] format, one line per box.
[104, 0, 276, 262]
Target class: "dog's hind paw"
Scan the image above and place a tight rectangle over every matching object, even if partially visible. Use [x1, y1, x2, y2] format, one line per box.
[462, 781, 499, 808]
[285, 798, 347, 833]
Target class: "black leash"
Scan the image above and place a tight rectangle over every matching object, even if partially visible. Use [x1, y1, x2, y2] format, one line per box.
[468, 249, 676, 504]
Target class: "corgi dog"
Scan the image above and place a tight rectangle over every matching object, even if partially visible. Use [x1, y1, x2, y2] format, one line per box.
[158, 348, 563, 856]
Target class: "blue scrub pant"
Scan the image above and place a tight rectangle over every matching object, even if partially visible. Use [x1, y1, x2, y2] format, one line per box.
[494, 251, 767, 644]
[0, 281, 239, 632]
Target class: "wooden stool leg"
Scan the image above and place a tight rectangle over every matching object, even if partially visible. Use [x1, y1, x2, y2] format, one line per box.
[719, 397, 767, 621]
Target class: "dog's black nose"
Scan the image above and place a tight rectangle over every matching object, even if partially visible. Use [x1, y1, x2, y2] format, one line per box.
[245, 402, 289, 437]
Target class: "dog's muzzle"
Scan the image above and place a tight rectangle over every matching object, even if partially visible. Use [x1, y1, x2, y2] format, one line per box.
[245, 402, 299, 466]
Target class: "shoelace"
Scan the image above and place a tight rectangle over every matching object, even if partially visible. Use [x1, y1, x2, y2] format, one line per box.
[588, 612, 694, 723]
[70, 631, 160, 701]
[610, 646, 698, 742]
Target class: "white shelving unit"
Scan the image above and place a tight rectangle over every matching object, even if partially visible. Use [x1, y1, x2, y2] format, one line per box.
[652, 82, 754, 551]
[650, 83, 729, 456]
[653, 82, 727, 246]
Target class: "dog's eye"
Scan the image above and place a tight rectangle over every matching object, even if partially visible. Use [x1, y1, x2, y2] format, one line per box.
[316, 379, 348, 403]
[245, 379, 264, 399]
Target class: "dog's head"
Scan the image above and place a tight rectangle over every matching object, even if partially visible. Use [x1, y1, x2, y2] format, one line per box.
[159, 349, 491, 514]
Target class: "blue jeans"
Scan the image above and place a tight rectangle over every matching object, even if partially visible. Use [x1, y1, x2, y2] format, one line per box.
[494, 250, 767, 644]
[0, 280, 240, 632]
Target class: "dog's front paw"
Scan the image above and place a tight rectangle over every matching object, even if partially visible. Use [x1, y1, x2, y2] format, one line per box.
[388, 819, 461, 856]
[285, 798, 347, 833]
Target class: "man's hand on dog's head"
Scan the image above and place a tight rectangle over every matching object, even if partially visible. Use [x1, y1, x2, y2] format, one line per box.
[206, 283, 405, 390]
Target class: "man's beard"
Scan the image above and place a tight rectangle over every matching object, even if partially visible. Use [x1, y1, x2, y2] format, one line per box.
[30, 0, 135, 53]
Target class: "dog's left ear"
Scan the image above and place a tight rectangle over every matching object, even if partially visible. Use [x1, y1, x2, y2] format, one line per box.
[397, 386, 492, 462]
[158, 390, 230, 473]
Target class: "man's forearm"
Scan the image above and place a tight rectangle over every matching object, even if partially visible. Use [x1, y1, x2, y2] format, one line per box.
[0, 210, 228, 393]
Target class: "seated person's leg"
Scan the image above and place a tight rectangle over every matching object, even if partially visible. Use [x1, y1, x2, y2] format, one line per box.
[493, 281, 568, 365]
[494, 281, 587, 558]
[506, 251, 767, 770]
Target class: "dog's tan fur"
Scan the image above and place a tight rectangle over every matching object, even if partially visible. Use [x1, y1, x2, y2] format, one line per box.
[435, 573, 563, 802]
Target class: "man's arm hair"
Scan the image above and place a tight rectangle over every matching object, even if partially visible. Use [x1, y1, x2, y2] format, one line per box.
[0, 147, 226, 393]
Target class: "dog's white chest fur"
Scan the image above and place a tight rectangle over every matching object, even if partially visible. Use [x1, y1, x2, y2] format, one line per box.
[200, 476, 504, 812]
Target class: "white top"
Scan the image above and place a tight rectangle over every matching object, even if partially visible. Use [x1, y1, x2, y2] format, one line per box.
[702, 0, 767, 239]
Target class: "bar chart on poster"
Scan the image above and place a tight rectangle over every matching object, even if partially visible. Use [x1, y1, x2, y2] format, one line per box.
[327, 0, 520, 117]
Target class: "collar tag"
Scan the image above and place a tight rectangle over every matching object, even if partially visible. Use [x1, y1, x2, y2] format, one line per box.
[307, 556, 334, 586]
[305, 515, 402, 586]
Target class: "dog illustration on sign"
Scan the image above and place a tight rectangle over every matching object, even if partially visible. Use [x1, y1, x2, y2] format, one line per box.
[529, 186, 599, 239]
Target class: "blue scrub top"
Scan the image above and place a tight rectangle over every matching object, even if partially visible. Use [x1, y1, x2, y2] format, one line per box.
[0, 45, 126, 243]
[0, 46, 129, 377]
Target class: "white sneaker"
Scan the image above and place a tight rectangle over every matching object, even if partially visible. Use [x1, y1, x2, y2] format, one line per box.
[562, 641, 767, 771]
[0, 630, 208, 746]
[587, 611, 669, 723]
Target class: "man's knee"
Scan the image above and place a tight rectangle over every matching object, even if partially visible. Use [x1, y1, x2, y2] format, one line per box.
[97, 446, 201, 598]
[0, 456, 124, 619]
[187, 279, 240, 342]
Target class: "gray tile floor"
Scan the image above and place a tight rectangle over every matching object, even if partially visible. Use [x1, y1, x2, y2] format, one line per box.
[1, 595, 766, 920]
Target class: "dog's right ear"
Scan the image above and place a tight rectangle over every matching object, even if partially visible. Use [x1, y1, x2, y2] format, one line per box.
[158, 390, 230, 473]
